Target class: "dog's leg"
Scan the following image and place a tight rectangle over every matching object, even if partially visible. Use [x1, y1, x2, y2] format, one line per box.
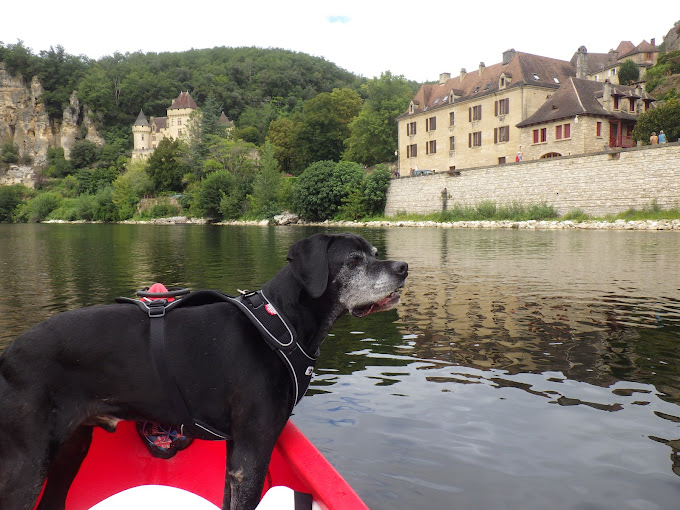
[35, 425, 93, 510]
[0, 442, 50, 510]
[222, 434, 280, 510]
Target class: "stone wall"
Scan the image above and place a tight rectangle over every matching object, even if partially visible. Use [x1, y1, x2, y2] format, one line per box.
[385, 142, 680, 217]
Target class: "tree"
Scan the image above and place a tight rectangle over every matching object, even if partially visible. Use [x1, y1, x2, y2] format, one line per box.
[344, 72, 416, 166]
[146, 138, 187, 192]
[251, 141, 283, 218]
[267, 117, 303, 175]
[295, 88, 362, 170]
[362, 164, 392, 216]
[112, 159, 153, 219]
[69, 140, 101, 170]
[292, 160, 364, 221]
[618, 60, 639, 86]
[0, 142, 19, 164]
[0, 185, 26, 222]
[197, 170, 234, 219]
[633, 98, 680, 144]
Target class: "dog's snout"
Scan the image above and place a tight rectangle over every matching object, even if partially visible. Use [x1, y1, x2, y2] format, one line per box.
[393, 261, 408, 278]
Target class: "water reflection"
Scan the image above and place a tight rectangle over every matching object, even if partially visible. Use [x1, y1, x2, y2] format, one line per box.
[2, 224, 680, 509]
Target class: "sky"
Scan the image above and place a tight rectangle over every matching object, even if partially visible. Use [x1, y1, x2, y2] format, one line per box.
[1, 2, 677, 83]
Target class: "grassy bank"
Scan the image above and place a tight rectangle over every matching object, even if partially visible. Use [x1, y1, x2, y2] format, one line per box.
[369, 201, 680, 224]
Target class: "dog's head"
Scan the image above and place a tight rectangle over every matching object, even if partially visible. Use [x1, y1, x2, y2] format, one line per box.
[287, 233, 408, 317]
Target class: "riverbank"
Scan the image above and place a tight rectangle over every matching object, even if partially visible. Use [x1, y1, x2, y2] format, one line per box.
[44, 216, 680, 230]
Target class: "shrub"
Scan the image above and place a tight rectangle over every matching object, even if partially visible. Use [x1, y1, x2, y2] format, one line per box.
[0, 185, 25, 222]
[292, 160, 364, 221]
[24, 192, 62, 222]
[0, 142, 19, 164]
[198, 170, 234, 219]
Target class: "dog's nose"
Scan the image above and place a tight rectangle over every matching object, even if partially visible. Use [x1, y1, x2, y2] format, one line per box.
[393, 261, 408, 277]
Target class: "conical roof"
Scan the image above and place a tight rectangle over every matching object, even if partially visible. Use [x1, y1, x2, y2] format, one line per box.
[134, 109, 149, 126]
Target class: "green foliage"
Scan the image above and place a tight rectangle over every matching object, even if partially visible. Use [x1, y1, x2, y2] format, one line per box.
[251, 142, 282, 218]
[21, 191, 62, 222]
[344, 72, 416, 166]
[0, 185, 29, 222]
[111, 159, 152, 219]
[292, 160, 364, 221]
[47, 147, 72, 177]
[144, 200, 181, 219]
[618, 59, 639, 86]
[70, 140, 102, 170]
[198, 170, 234, 219]
[645, 50, 680, 94]
[632, 98, 680, 144]
[435, 201, 559, 222]
[0, 142, 19, 164]
[362, 164, 392, 216]
[146, 138, 187, 192]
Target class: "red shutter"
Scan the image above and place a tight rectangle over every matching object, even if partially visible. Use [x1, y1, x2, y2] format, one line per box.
[565, 123, 570, 138]
[505, 126, 510, 141]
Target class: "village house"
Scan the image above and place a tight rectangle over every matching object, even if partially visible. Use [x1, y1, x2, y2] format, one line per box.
[397, 49, 576, 173]
[572, 40, 659, 84]
[132, 91, 233, 161]
[398, 42, 658, 174]
[516, 78, 655, 159]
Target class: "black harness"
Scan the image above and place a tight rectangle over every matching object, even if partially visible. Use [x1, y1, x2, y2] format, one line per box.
[115, 289, 317, 441]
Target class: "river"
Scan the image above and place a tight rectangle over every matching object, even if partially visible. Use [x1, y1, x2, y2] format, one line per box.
[1, 224, 679, 509]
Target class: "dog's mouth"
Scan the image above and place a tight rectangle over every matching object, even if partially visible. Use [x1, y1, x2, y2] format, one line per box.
[351, 290, 402, 318]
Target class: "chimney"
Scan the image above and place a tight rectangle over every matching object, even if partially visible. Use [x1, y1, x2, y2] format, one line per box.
[479, 62, 485, 75]
[460, 68, 467, 81]
[502, 49, 516, 65]
[439, 72, 451, 84]
[603, 79, 612, 110]
[576, 45, 588, 79]
[651, 38, 655, 47]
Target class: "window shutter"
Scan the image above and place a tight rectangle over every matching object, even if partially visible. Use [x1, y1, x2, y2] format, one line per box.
[494, 128, 498, 143]
[495, 101, 498, 116]
[469, 133, 472, 147]
[469, 107, 472, 122]
[505, 98, 510, 114]
[565, 123, 570, 138]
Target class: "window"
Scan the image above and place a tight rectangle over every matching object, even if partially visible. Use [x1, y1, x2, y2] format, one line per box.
[141, 134, 144, 141]
[178, 128, 183, 136]
[449, 136, 455, 151]
[449, 112, 455, 126]
[178, 119, 182, 126]
[596, 122, 602, 137]
[629, 98, 635, 112]
[426, 140, 437, 154]
[533, 73, 540, 80]
[426, 116, 437, 131]
[532, 128, 547, 143]
[613, 96, 620, 109]
[498, 157, 506, 164]
[494, 126, 510, 143]
[406, 144, 417, 158]
[495, 98, 509, 116]
[469, 131, 482, 147]
[469, 105, 482, 121]
[611, 68, 617, 76]
[407, 121, 417, 135]
[556, 123, 571, 139]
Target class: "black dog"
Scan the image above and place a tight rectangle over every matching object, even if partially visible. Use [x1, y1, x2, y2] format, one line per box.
[0, 233, 407, 510]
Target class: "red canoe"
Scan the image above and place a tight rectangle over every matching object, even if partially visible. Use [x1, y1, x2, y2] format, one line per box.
[34, 420, 368, 510]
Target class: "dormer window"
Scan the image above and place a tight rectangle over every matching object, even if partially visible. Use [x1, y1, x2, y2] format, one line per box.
[533, 73, 540, 80]
[553, 77, 560, 84]
[409, 102, 415, 114]
[484, 83, 491, 90]
[472, 86, 480, 94]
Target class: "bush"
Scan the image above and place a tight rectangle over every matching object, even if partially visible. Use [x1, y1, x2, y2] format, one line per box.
[70, 140, 101, 170]
[147, 202, 181, 218]
[0, 185, 25, 222]
[198, 170, 234, 219]
[292, 161, 364, 221]
[0, 142, 19, 164]
[23, 192, 62, 222]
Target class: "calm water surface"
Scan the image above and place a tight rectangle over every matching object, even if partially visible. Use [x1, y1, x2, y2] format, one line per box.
[1, 224, 679, 510]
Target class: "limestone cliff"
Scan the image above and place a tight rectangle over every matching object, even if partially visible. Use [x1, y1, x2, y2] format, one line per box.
[0, 63, 104, 171]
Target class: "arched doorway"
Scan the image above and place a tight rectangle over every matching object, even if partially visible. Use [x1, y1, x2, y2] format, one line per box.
[540, 152, 562, 159]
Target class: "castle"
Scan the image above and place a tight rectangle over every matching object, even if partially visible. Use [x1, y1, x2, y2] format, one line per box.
[132, 91, 233, 161]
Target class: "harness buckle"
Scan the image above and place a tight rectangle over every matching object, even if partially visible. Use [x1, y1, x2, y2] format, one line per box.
[147, 300, 167, 317]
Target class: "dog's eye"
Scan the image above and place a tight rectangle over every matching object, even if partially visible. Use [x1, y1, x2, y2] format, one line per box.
[348, 253, 363, 266]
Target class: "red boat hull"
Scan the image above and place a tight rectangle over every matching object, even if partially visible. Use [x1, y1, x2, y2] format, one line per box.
[34, 421, 367, 510]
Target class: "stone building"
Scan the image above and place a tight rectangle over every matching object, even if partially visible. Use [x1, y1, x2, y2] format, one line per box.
[132, 91, 233, 161]
[570, 40, 659, 84]
[397, 50, 575, 174]
[517, 78, 655, 159]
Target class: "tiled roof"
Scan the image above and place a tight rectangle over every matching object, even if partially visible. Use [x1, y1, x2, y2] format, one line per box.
[152, 117, 167, 130]
[615, 41, 636, 56]
[169, 91, 198, 110]
[134, 109, 149, 126]
[619, 40, 657, 59]
[570, 51, 618, 73]
[218, 112, 234, 127]
[403, 51, 575, 117]
[516, 78, 654, 127]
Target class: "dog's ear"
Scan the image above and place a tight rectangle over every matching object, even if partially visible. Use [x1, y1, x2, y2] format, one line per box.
[287, 234, 332, 298]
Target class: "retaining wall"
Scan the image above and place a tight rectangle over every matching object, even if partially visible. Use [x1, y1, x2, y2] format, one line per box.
[385, 142, 680, 216]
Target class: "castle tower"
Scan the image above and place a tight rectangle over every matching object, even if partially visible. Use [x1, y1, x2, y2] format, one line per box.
[132, 109, 152, 160]
[166, 91, 198, 140]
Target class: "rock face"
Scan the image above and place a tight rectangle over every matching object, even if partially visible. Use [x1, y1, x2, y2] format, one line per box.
[0, 63, 104, 173]
[663, 23, 680, 52]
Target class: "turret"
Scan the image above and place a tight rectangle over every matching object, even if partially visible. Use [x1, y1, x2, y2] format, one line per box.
[132, 109, 152, 159]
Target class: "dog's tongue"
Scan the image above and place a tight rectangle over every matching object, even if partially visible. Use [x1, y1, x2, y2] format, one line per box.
[351, 293, 397, 318]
